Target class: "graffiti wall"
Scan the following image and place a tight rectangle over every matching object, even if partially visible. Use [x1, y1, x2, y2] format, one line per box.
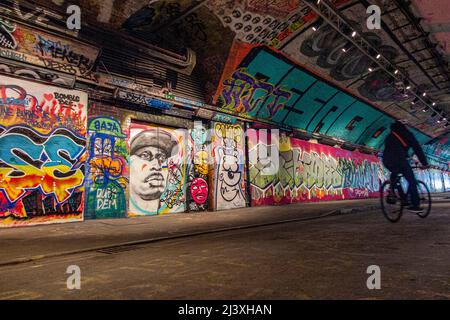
[187, 121, 210, 211]
[212, 122, 247, 210]
[213, 42, 399, 151]
[248, 129, 383, 206]
[0, 75, 87, 227]
[85, 117, 128, 219]
[128, 122, 188, 216]
[0, 17, 100, 79]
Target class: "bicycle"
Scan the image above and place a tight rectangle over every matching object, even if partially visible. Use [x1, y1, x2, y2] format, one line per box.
[380, 166, 432, 222]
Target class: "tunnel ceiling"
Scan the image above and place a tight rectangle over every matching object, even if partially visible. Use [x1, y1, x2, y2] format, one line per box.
[412, 0, 450, 60]
[3, 0, 450, 164]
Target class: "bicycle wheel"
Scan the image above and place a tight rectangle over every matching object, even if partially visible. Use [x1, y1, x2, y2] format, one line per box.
[416, 180, 431, 218]
[380, 180, 404, 222]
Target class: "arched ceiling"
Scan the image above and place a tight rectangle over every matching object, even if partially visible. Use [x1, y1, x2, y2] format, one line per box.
[3, 0, 450, 165]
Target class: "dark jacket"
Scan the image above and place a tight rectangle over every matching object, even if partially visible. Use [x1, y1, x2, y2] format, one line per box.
[382, 121, 429, 168]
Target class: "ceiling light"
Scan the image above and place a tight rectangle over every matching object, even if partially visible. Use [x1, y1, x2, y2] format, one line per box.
[351, 31, 357, 37]
[404, 79, 410, 90]
[341, 42, 352, 52]
[376, 54, 381, 59]
[311, 18, 323, 32]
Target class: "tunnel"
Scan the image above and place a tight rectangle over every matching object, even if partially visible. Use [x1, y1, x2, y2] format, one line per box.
[0, 0, 449, 227]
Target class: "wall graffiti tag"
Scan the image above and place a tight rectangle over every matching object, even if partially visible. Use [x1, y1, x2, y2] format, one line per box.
[0, 75, 87, 227]
[0, 60, 75, 86]
[212, 122, 247, 210]
[219, 68, 291, 119]
[187, 122, 210, 211]
[298, 24, 405, 102]
[0, 18, 99, 78]
[116, 89, 173, 110]
[0, 18, 17, 50]
[85, 117, 128, 219]
[248, 130, 383, 206]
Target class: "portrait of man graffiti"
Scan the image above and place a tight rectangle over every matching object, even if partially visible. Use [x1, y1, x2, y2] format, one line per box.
[129, 129, 179, 215]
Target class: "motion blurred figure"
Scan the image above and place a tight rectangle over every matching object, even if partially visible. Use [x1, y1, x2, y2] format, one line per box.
[382, 120, 430, 212]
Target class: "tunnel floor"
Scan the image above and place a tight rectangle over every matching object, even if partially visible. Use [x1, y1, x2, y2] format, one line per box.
[0, 196, 449, 299]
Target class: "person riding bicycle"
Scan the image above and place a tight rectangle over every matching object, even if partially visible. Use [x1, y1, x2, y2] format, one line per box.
[382, 120, 430, 213]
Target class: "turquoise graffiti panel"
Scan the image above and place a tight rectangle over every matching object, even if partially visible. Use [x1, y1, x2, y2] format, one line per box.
[243, 49, 293, 119]
[238, 46, 432, 151]
[303, 91, 355, 133]
[270, 68, 317, 124]
[284, 81, 338, 130]
[324, 101, 383, 142]
[309, 92, 357, 134]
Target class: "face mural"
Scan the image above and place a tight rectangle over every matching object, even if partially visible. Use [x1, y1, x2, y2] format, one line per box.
[85, 117, 128, 219]
[190, 178, 208, 205]
[212, 122, 247, 210]
[187, 122, 210, 211]
[129, 123, 187, 216]
[0, 75, 87, 227]
[248, 130, 384, 206]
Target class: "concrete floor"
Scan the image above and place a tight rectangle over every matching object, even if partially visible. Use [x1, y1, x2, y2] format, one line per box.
[0, 198, 449, 299]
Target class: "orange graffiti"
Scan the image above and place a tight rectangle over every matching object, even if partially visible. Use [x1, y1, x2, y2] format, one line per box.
[0, 165, 84, 203]
[89, 156, 123, 183]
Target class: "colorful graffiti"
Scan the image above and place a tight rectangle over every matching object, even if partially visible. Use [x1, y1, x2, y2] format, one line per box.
[248, 130, 383, 206]
[85, 117, 128, 219]
[128, 123, 187, 216]
[297, 23, 406, 102]
[187, 122, 210, 211]
[0, 75, 87, 227]
[212, 122, 247, 210]
[219, 67, 292, 119]
[0, 18, 99, 78]
[0, 61, 75, 87]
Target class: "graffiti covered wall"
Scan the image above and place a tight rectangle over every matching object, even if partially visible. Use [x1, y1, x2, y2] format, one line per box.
[128, 122, 188, 216]
[248, 130, 383, 206]
[0, 75, 87, 227]
[85, 116, 128, 219]
[212, 122, 247, 210]
[0, 17, 100, 79]
[187, 121, 210, 211]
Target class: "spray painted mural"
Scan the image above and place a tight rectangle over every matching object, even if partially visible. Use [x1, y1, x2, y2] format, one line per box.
[85, 117, 128, 219]
[0, 17, 100, 79]
[0, 75, 87, 227]
[187, 121, 210, 211]
[214, 42, 397, 151]
[128, 122, 187, 216]
[248, 129, 383, 206]
[212, 122, 247, 210]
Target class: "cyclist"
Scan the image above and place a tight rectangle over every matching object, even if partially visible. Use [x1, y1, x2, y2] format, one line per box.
[382, 120, 430, 213]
